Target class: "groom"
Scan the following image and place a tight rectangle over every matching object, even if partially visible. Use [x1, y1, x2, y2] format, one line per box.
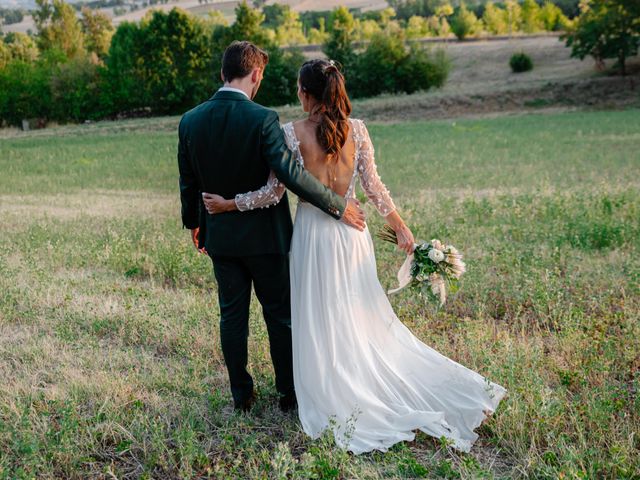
[178, 41, 365, 413]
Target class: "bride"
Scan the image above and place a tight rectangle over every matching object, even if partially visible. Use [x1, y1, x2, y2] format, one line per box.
[202, 59, 506, 454]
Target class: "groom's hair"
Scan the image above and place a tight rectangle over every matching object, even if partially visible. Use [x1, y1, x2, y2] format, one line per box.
[221, 41, 269, 82]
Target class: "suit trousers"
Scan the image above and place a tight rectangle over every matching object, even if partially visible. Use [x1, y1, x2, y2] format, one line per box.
[210, 254, 294, 405]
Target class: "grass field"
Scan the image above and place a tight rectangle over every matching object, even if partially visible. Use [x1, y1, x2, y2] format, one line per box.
[0, 109, 639, 479]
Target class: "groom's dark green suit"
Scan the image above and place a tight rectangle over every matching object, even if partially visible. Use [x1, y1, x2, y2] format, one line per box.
[178, 89, 346, 406]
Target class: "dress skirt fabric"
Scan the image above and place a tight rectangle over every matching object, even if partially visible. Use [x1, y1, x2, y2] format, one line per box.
[290, 202, 506, 454]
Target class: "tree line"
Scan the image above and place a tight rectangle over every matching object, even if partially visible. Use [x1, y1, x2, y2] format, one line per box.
[0, 1, 450, 127]
[0, 0, 637, 127]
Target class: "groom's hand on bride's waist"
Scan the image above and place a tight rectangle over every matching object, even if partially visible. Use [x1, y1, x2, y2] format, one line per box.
[341, 199, 366, 231]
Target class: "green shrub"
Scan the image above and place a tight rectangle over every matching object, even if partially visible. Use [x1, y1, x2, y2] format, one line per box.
[350, 33, 406, 97]
[347, 32, 449, 98]
[397, 44, 450, 94]
[510, 52, 534, 72]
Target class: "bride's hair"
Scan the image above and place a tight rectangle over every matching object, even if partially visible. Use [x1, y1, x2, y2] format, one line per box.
[298, 59, 352, 158]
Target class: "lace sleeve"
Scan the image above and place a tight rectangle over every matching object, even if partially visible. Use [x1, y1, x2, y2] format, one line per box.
[355, 120, 396, 217]
[234, 170, 286, 211]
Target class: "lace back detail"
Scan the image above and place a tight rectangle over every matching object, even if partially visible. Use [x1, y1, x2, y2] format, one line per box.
[283, 119, 395, 216]
[345, 119, 364, 200]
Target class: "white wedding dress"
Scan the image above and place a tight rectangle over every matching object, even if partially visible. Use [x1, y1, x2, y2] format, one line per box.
[234, 119, 506, 454]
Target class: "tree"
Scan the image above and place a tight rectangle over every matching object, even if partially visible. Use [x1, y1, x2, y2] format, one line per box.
[0, 41, 10, 70]
[323, 6, 356, 67]
[227, 1, 269, 43]
[307, 17, 328, 44]
[387, 0, 432, 20]
[430, 4, 453, 37]
[563, 0, 640, 74]
[253, 47, 305, 106]
[274, 7, 306, 46]
[0, 60, 51, 125]
[206, 10, 228, 29]
[33, 0, 86, 58]
[104, 8, 213, 115]
[379, 7, 398, 30]
[483, 1, 508, 34]
[358, 18, 383, 40]
[262, 3, 288, 29]
[210, 2, 305, 106]
[138, 9, 213, 113]
[102, 21, 143, 113]
[504, 0, 523, 35]
[450, 2, 482, 40]
[538, 2, 568, 31]
[406, 15, 429, 38]
[4, 32, 39, 63]
[81, 7, 114, 59]
[520, 0, 544, 32]
[49, 55, 102, 121]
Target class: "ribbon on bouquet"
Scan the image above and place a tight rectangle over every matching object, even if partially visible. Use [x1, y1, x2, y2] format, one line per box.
[388, 253, 414, 295]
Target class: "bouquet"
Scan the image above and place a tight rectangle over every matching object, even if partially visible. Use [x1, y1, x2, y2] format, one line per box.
[378, 225, 466, 306]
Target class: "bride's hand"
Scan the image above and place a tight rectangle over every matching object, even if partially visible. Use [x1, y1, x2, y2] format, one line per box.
[202, 193, 237, 214]
[385, 211, 415, 255]
[394, 223, 415, 255]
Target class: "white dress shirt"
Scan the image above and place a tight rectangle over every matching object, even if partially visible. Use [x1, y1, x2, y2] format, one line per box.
[218, 86, 250, 99]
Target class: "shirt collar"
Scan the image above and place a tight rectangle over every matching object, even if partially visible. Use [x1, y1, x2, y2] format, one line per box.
[218, 86, 250, 99]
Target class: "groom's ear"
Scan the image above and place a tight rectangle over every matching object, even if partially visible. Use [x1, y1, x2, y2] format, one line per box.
[250, 68, 262, 84]
[220, 69, 225, 83]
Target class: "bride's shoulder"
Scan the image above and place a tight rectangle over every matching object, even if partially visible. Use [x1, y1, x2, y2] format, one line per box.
[349, 118, 370, 142]
[349, 118, 368, 132]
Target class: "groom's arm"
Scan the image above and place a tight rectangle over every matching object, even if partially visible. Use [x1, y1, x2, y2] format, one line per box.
[177, 117, 200, 230]
[261, 110, 346, 220]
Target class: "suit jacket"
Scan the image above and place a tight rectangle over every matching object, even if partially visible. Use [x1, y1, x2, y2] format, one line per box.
[178, 90, 346, 256]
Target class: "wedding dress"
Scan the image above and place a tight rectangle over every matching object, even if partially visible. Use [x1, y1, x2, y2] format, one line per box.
[234, 119, 506, 454]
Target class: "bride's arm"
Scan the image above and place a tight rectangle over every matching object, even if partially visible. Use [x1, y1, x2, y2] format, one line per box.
[357, 120, 414, 254]
[202, 170, 286, 213]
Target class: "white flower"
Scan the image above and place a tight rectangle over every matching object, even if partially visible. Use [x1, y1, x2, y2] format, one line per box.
[428, 248, 445, 263]
[418, 242, 429, 251]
